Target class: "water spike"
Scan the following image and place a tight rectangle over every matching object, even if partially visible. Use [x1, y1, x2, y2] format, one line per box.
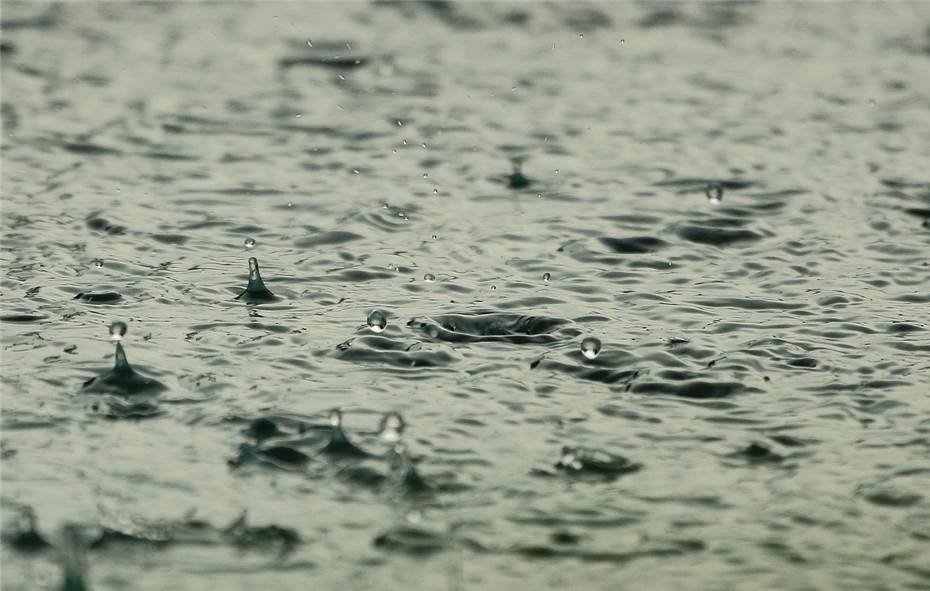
[113, 342, 132, 373]
[236, 257, 277, 302]
[58, 525, 89, 591]
[320, 409, 369, 458]
[507, 159, 532, 189]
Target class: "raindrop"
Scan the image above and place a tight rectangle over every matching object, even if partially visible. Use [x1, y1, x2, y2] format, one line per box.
[286, 202, 294, 208]
[432, 188, 439, 195]
[423, 273, 435, 283]
[307, 40, 313, 47]
[329, 408, 343, 428]
[345, 42, 352, 51]
[619, 39, 625, 45]
[367, 310, 388, 333]
[379, 412, 405, 443]
[421, 142, 427, 148]
[109, 321, 127, 341]
[705, 183, 723, 204]
[244, 238, 256, 249]
[580, 336, 602, 360]
[431, 234, 438, 240]
[402, 139, 408, 145]
[543, 272, 551, 282]
[579, 33, 584, 38]
[422, 172, 429, 178]
[295, 113, 302, 118]
[490, 285, 497, 291]
[353, 169, 360, 175]
[338, 74, 345, 81]
[93, 259, 104, 268]
[396, 120, 403, 127]
[536, 193, 542, 198]
[554, 169, 560, 175]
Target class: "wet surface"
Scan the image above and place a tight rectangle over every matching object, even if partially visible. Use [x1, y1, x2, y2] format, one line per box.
[2, 2, 930, 590]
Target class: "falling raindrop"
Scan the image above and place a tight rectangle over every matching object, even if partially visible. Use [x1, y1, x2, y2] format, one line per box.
[93, 259, 104, 268]
[329, 408, 343, 428]
[109, 321, 127, 341]
[367, 310, 387, 333]
[423, 273, 435, 283]
[307, 40, 313, 47]
[543, 272, 551, 282]
[432, 188, 439, 195]
[244, 238, 256, 249]
[431, 234, 438, 240]
[705, 183, 723, 204]
[580, 336, 602, 360]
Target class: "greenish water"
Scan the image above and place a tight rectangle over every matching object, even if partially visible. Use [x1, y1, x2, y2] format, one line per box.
[2, 2, 930, 590]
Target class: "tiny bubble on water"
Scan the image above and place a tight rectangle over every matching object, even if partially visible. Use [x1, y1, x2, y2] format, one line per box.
[244, 238, 256, 249]
[109, 321, 128, 341]
[367, 309, 387, 333]
[705, 183, 723, 204]
[581, 336, 602, 360]
[423, 273, 435, 283]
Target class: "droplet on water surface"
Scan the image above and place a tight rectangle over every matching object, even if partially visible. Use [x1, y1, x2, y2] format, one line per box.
[93, 259, 104, 268]
[423, 273, 435, 283]
[379, 412, 405, 443]
[329, 408, 343, 428]
[244, 238, 256, 249]
[706, 183, 723, 204]
[109, 321, 127, 341]
[581, 336, 602, 360]
[543, 272, 551, 282]
[367, 310, 387, 333]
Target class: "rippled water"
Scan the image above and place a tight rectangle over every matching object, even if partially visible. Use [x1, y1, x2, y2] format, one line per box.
[3, 2, 930, 589]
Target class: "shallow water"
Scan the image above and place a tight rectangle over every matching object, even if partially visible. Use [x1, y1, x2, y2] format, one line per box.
[2, 2, 930, 589]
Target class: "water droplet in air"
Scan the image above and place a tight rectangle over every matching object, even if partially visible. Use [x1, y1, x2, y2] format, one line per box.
[431, 234, 438, 240]
[295, 113, 302, 118]
[367, 310, 387, 333]
[109, 321, 127, 341]
[307, 40, 313, 47]
[490, 285, 497, 291]
[580, 336, 602, 360]
[329, 408, 343, 428]
[543, 272, 551, 282]
[345, 42, 352, 51]
[353, 169, 360, 175]
[705, 183, 723, 204]
[421, 142, 427, 148]
[93, 259, 104, 268]
[396, 120, 403, 127]
[554, 169, 560, 175]
[619, 39, 625, 45]
[402, 138, 408, 145]
[579, 33, 584, 38]
[423, 273, 436, 283]
[379, 412, 405, 443]
[244, 238, 256, 249]
[286, 202, 293, 208]
[338, 74, 345, 81]
[432, 188, 439, 195]
[422, 172, 429, 178]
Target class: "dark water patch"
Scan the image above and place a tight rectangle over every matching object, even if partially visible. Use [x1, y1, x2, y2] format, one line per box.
[2, 505, 51, 553]
[729, 442, 784, 464]
[224, 513, 300, 556]
[85, 214, 126, 235]
[0, 313, 47, 323]
[510, 540, 704, 564]
[333, 336, 459, 369]
[632, 380, 750, 399]
[692, 297, 805, 311]
[532, 446, 642, 482]
[787, 357, 818, 369]
[598, 236, 668, 254]
[888, 322, 924, 333]
[408, 312, 572, 345]
[858, 486, 923, 508]
[677, 224, 763, 246]
[294, 231, 362, 248]
[74, 292, 122, 304]
[63, 142, 121, 156]
[151, 233, 189, 245]
[373, 526, 447, 556]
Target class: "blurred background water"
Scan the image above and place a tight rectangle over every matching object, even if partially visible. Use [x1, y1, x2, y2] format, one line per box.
[2, 2, 930, 590]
